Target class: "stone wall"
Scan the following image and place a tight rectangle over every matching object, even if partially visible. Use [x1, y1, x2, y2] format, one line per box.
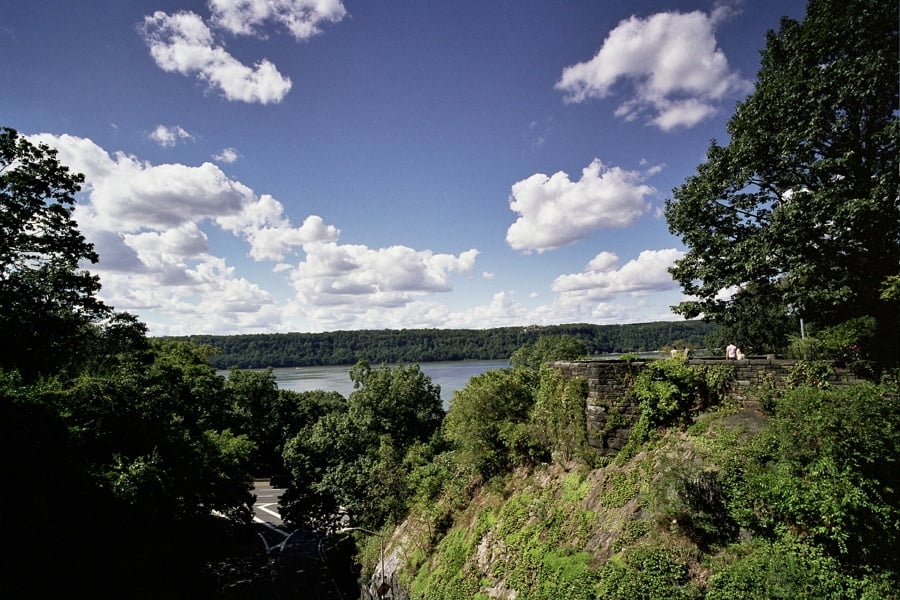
[551, 358, 866, 457]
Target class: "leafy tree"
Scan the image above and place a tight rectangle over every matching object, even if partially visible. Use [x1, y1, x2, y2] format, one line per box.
[665, 0, 899, 358]
[510, 334, 589, 370]
[443, 367, 541, 478]
[347, 360, 444, 450]
[1, 340, 259, 596]
[281, 361, 444, 529]
[56, 341, 256, 523]
[225, 367, 283, 474]
[80, 312, 152, 374]
[224, 369, 351, 477]
[0, 127, 109, 378]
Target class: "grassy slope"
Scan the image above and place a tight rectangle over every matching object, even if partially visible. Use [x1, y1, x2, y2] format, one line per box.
[383, 384, 898, 599]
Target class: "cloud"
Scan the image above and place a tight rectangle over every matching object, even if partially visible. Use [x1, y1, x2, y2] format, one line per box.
[444, 291, 530, 329]
[139, 2, 346, 104]
[140, 10, 292, 104]
[208, 0, 347, 40]
[506, 159, 655, 252]
[31, 133, 254, 231]
[585, 251, 619, 272]
[552, 248, 685, 299]
[213, 147, 241, 163]
[26, 133, 342, 331]
[217, 196, 340, 260]
[149, 124, 194, 147]
[26, 132, 490, 335]
[28, 134, 335, 266]
[556, 10, 751, 130]
[124, 222, 209, 270]
[291, 243, 479, 310]
[95, 256, 276, 330]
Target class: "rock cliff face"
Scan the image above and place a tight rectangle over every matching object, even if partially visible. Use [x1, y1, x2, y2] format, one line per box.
[377, 398, 769, 598]
[373, 359, 877, 599]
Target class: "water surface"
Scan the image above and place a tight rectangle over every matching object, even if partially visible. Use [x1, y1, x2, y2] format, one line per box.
[268, 359, 510, 405]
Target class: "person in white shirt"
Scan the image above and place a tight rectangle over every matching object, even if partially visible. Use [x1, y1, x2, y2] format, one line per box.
[726, 343, 737, 360]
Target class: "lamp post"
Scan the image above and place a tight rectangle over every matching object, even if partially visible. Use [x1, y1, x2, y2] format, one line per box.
[338, 527, 390, 598]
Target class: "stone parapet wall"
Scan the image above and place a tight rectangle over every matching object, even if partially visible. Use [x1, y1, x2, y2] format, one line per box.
[551, 358, 866, 457]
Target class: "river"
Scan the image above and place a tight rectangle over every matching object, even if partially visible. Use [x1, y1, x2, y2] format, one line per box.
[267, 359, 511, 405]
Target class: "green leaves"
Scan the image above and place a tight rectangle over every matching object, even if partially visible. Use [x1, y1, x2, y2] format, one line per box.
[723, 382, 900, 569]
[509, 334, 589, 370]
[1, 127, 109, 378]
[443, 367, 539, 478]
[281, 361, 444, 529]
[665, 0, 900, 358]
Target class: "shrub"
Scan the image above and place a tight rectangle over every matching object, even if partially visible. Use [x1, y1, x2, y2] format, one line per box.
[787, 335, 824, 360]
[530, 365, 592, 464]
[721, 382, 899, 570]
[785, 360, 833, 389]
[443, 368, 539, 479]
[817, 316, 877, 364]
[619, 357, 733, 458]
[707, 539, 858, 600]
[597, 544, 696, 600]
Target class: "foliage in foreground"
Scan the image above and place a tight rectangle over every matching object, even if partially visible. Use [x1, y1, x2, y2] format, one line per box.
[665, 0, 900, 359]
[280, 360, 445, 530]
[401, 356, 899, 599]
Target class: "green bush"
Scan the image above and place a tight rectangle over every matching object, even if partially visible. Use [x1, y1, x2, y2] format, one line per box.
[597, 544, 696, 600]
[707, 539, 859, 600]
[721, 382, 899, 571]
[787, 335, 824, 360]
[785, 360, 834, 389]
[530, 365, 591, 464]
[817, 316, 877, 364]
[443, 368, 539, 479]
[619, 357, 733, 459]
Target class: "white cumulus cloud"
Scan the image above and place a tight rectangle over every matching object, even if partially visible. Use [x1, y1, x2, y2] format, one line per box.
[25, 133, 346, 333]
[506, 159, 655, 253]
[217, 195, 341, 261]
[556, 10, 751, 130]
[292, 243, 479, 309]
[213, 147, 241, 163]
[140, 10, 292, 104]
[552, 248, 685, 298]
[585, 251, 619, 272]
[30, 133, 254, 232]
[208, 0, 347, 40]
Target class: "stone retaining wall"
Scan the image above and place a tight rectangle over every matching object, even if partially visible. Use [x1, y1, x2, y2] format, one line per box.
[551, 358, 866, 457]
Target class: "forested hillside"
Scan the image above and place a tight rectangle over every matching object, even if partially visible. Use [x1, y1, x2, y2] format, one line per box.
[166, 321, 716, 368]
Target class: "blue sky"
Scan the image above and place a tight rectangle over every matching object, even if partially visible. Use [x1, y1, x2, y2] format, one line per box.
[3, 0, 807, 335]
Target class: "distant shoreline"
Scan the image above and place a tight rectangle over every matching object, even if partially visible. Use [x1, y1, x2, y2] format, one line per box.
[162, 321, 716, 370]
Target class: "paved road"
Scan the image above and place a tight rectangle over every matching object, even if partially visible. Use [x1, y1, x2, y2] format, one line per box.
[253, 479, 285, 525]
[252, 479, 295, 552]
[251, 480, 359, 598]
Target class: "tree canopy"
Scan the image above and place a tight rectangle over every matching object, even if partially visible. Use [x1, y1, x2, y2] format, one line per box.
[169, 321, 716, 369]
[280, 361, 444, 530]
[665, 0, 899, 357]
[0, 127, 109, 377]
[509, 334, 589, 370]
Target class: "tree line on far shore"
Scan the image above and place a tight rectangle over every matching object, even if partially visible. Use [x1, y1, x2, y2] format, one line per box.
[163, 321, 718, 369]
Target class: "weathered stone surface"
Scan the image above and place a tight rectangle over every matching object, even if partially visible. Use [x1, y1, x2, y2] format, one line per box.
[551, 358, 865, 458]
